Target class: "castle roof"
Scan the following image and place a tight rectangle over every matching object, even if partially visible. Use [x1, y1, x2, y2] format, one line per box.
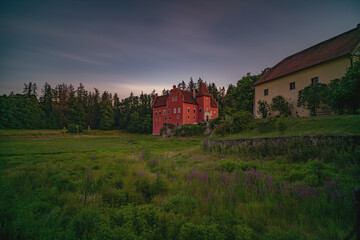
[196, 82, 212, 97]
[153, 95, 167, 107]
[153, 83, 218, 108]
[254, 26, 360, 86]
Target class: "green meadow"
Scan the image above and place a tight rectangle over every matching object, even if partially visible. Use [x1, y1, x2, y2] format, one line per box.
[211, 115, 360, 139]
[0, 129, 359, 240]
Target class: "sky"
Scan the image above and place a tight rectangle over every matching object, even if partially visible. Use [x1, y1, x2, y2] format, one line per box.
[0, 0, 359, 99]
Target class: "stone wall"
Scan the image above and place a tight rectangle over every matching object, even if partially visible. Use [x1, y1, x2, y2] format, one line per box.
[204, 135, 360, 150]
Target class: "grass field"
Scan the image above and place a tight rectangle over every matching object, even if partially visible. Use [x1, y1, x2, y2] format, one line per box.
[211, 115, 360, 139]
[0, 129, 359, 239]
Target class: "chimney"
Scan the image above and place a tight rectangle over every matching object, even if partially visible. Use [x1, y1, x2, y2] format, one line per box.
[193, 88, 196, 98]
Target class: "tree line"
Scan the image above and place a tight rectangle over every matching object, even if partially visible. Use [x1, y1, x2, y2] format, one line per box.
[0, 75, 264, 133]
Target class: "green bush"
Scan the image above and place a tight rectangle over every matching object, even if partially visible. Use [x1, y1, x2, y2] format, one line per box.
[271, 96, 290, 116]
[255, 118, 277, 133]
[214, 123, 229, 136]
[209, 117, 221, 130]
[232, 110, 253, 133]
[257, 100, 270, 118]
[174, 124, 206, 137]
[67, 124, 83, 133]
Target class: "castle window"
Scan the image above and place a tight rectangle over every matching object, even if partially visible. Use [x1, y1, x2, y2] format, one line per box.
[165, 117, 167, 120]
[155, 118, 157, 122]
[175, 97, 177, 101]
[172, 97, 174, 101]
[193, 116, 195, 119]
[264, 89, 269, 96]
[176, 123, 179, 126]
[159, 118, 161, 121]
[163, 110, 166, 115]
[177, 115, 180, 119]
[214, 112, 216, 116]
[159, 111, 161, 116]
[187, 116, 190, 119]
[168, 109, 171, 114]
[174, 108, 176, 114]
[169, 116, 171, 120]
[199, 108, 202, 113]
[155, 111, 157, 116]
[290, 82, 295, 90]
[187, 108, 190, 113]
[193, 108, 196, 113]
[178, 107, 180, 113]
[311, 77, 318, 85]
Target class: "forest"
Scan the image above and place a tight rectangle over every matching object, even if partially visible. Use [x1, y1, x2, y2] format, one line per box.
[0, 70, 264, 133]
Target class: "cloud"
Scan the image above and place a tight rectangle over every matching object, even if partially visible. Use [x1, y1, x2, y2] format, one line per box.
[45, 50, 103, 65]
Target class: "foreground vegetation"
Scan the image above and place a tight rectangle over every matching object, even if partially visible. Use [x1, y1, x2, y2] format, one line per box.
[0, 130, 359, 239]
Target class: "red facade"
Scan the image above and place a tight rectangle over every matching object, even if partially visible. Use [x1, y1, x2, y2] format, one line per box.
[152, 83, 219, 135]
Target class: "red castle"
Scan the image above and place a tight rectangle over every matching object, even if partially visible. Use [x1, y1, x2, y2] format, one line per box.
[152, 82, 219, 135]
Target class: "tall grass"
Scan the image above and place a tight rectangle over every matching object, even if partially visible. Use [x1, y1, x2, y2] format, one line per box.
[0, 130, 358, 239]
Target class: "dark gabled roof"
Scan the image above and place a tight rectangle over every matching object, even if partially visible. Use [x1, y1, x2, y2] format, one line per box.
[153, 83, 218, 108]
[254, 26, 360, 86]
[180, 90, 198, 105]
[153, 95, 167, 107]
[196, 82, 212, 97]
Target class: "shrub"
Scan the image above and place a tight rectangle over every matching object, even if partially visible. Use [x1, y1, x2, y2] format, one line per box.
[255, 118, 277, 133]
[174, 124, 206, 137]
[67, 124, 83, 133]
[257, 100, 270, 118]
[209, 117, 221, 130]
[214, 123, 229, 136]
[327, 60, 360, 114]
[232, 110, 253, 133]
[271, 96, 290, 116]
[297, 83, 328, 116]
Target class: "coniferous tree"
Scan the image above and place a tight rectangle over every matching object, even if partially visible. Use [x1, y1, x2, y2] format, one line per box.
[98, 91, 114, 130]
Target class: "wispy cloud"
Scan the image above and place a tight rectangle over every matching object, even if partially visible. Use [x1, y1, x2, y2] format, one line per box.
[45, 50, 103, 65]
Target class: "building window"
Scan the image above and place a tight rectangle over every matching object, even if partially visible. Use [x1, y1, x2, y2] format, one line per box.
[169, 116, 171, 120]
[193, 116, 195, 119]
[193, 108, 196, 113]
[168, 109, 171, 114]
[175, 97, 177, 101]
[176, 123, 179, 126]
[165, 117, 167, 120]
[187, 116, 190, 119]
[172, 97, 174, 102]
[178, 107, 180, 113]
[187, 108, 190, 113]
[177, 115, 180, 119]
[311, 77, 318, 85]
[163, 110, 166, 115]
[155, 111, 157, 116]
[214, 112, 216, 116]
[155, 118, 157, 122]
[290, 82, 295, 90]
[199, 108, 202, 113]
[264, 89, 269, 96]
[159, 118, 161, 121]
[174, 108, 176, 114]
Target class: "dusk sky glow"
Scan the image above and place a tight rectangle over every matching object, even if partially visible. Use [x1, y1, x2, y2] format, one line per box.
[1, 0, 359, 99]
